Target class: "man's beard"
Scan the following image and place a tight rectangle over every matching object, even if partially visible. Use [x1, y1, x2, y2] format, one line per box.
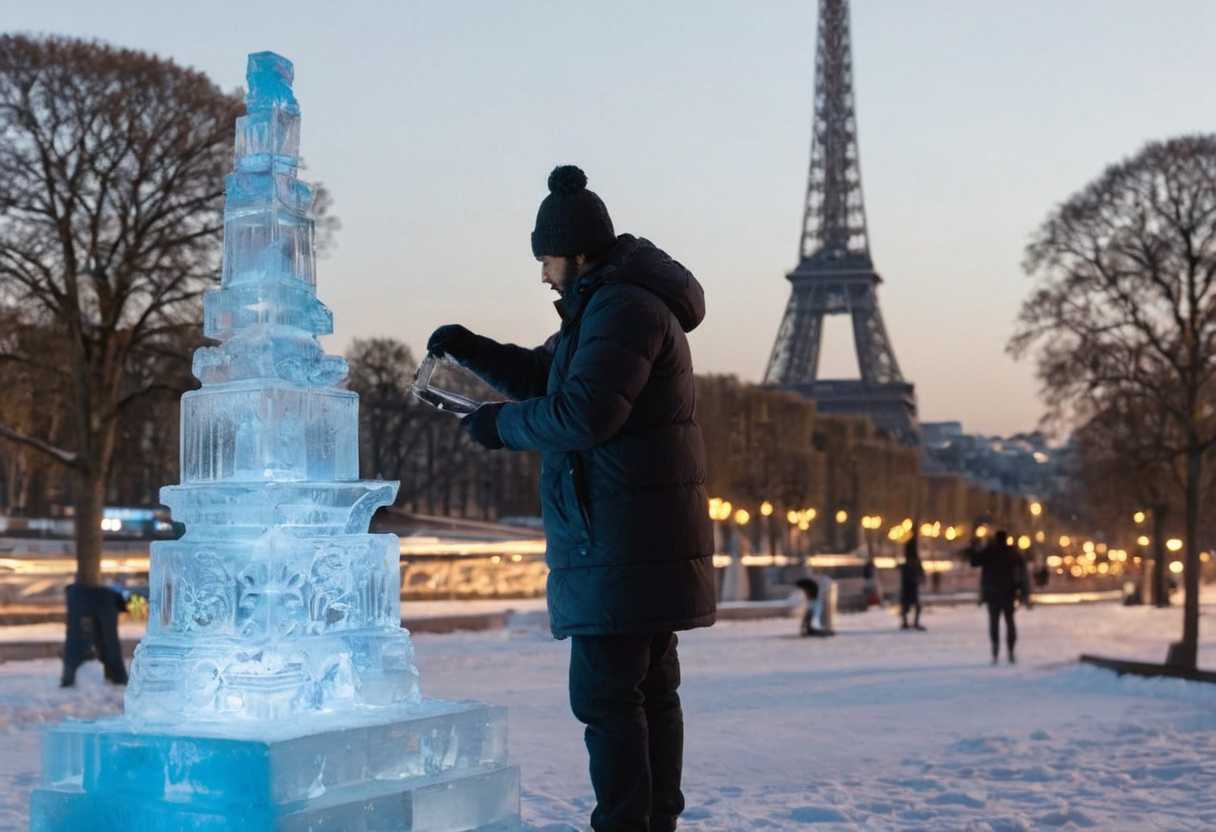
[561, 256, 579, 290]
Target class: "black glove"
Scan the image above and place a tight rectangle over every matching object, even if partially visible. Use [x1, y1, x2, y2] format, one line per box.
[462, 403, 505, 450]
[427, 324, 478, 362]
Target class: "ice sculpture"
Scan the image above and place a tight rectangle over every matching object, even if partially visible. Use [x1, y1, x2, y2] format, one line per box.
[30, 52, 521, 831]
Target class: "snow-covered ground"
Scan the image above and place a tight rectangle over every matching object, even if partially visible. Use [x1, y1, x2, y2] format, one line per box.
[2, 597, 1214, 831]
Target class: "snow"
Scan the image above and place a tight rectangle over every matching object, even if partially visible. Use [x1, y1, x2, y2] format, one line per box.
[3, 597, 1214, 831]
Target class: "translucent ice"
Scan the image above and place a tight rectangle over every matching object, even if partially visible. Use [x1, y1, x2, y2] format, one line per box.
[32, 51, 520, 832]
[117, 50, 417, 724]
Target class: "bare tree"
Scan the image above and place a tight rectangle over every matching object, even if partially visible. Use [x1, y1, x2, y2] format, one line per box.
[1069, 395, 1176, 605]
[0, 35, 243, 585]
[1009, 135, 1216, 669]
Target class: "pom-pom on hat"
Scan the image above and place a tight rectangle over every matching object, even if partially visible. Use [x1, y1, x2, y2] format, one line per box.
[531, 165, 616, 258]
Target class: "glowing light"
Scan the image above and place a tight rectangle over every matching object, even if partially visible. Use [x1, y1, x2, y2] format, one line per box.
[945, 527, 958, 541]
[1169, 561, 1184, 574]
[920, 523, 935, 537]
[1029, 502, 1043, 517]
[1035, 531, 1046, 543]
[1133, 511, 1146, 525]
[1166, 538, 1183, 553]
[1096, 542, 1108, 555]
[1083, 541, 1095, 555]
[1137, 535, 1150, 547]
[1059, 535, 1071, 548]
[760, 501, 774, 517]
[798, 520, 810, 531]
[835, 510, 848, 524]
[805, 509, 817, 521]
[1046, 555, 1063, 568]
[734, 509, 751, 526]
[1017, 535, 1031, 550]
[787, 510, 800, 525]
[1202, 552, 1212, 563]
[902, 518, 913, 530]
[976, 526, 989, 539]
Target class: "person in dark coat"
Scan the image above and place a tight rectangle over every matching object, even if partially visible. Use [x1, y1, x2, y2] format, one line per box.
[428, 165, 715, 832]
[899, 534, 926, 630]
[969, 530, 1032, 664]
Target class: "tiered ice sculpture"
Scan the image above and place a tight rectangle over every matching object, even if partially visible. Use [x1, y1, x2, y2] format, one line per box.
[30, 52, 520, 832]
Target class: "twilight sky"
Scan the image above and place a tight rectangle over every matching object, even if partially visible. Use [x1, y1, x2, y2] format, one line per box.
[9, 1, 1216, 435]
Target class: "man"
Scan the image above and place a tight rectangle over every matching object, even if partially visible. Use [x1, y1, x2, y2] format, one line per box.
[427, 165, 716, 832]
[969, 530, 1032, 664]
[899, 532, 925, 631]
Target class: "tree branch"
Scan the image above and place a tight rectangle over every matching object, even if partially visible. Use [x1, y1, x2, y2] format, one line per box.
[0, 420, 80, 468]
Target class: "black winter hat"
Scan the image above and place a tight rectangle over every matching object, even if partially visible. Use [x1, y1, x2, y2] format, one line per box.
[531, 165, 616, 258]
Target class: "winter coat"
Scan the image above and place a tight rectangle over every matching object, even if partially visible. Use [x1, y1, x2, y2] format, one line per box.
[461, 234, 716, 638]
[969, 538, 1029, 606]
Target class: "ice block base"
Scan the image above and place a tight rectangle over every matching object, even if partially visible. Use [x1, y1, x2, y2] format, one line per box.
[30, 699, 521, 832]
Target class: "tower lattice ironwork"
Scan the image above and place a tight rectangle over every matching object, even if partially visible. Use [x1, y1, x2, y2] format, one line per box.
[764, 0, 918, 443]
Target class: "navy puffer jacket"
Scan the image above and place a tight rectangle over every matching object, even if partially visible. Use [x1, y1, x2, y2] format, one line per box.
[458, 234, 716, 637]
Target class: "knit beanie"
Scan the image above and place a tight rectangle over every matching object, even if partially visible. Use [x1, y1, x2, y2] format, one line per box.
[531, 165, 616, 258]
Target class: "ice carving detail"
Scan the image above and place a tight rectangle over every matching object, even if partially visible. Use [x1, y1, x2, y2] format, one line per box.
[124, 50, 419, 723]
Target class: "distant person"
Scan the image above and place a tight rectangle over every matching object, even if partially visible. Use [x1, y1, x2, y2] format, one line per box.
[796, 574, 835, 637]
[1033, 553, 1050, 588]
[427, 165, 716, 832]
[899, 534, 926, 630]
[969, 531, 1032, 664]
[862, 554, 882, 608]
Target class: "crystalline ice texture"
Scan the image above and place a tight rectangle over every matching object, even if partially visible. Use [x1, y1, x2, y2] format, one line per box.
[32, 51, 520, 832]
[119, 50, 419, 724]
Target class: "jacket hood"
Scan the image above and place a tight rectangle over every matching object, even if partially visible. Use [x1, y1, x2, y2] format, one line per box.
[577, 235, 706, 333]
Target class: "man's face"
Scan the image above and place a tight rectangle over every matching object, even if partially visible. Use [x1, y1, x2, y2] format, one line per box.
[539, 255, 581, 293]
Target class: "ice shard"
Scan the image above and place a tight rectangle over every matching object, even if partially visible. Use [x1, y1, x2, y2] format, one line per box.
[30, 52, 521, 831]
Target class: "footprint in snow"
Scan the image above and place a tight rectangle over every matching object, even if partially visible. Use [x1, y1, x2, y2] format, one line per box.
[788, 805, 848, 823]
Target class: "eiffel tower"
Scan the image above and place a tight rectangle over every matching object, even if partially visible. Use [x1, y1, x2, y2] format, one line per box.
[764, 0, 918, 444]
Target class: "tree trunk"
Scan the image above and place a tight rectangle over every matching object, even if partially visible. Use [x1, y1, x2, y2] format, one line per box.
[1152, 504, 1169, 608]
[1171, 449, 1202, 669]
[73, 471, 106, 586]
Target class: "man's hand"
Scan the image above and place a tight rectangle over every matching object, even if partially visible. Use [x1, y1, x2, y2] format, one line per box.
[427, 324, 477, 362]
[462, 403, 505, 450]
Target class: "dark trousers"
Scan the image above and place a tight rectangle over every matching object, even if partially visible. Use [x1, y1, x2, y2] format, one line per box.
[569, 632, 684, 832]
[986, 599, 1016, 657]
